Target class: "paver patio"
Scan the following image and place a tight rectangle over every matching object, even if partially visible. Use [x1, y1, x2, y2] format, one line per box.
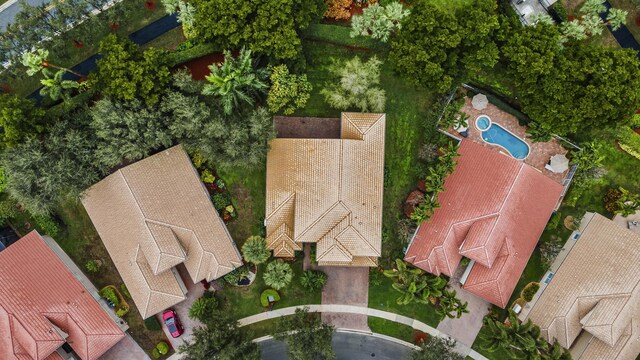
[450, 97, 569, 184]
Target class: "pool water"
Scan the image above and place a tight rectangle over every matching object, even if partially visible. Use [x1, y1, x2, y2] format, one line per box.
[475, 115, 530, 160]
[476, 115, 490, 130]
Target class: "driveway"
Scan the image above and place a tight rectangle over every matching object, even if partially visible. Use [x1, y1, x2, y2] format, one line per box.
[157, 264, 206, 353]
[436, 267, 491, 347]
[99, 334, 149, 360]
[258, 331, 415, 360]
[318, 266, 370, 331]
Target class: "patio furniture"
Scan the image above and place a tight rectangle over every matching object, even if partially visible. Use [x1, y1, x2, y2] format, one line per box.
[471, 94, 488, 110]
[548, 154, 569, 173]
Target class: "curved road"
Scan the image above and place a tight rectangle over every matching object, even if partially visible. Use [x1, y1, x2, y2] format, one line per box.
[258, 332, 415, 360]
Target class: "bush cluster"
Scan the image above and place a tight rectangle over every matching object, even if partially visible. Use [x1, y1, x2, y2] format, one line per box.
[300, 270, 328, 291]
[521, 282, 541, 302]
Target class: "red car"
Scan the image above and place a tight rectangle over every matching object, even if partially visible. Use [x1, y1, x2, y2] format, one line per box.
[162, 309, 184, 338]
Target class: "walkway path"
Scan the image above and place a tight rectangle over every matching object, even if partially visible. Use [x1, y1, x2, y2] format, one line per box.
[238, 304, 488, 360]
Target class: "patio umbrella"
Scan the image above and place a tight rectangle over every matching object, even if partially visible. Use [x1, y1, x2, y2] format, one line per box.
[471, 94, 488, 110]
[549, 154, 569, 173]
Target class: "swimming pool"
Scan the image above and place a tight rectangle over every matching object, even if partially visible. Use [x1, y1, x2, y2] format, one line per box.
[475, 115, 530, 160]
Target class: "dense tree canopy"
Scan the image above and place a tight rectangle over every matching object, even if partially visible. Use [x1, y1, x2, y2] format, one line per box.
[502, 24, 640, 135]
[274, 307, 335, 360]
[390, 0, 499, 93]
[0, 94, 45, 148]
[90, 34, 171, 106]
[190, 0, 325, 60]
[179, 310, 260, 360]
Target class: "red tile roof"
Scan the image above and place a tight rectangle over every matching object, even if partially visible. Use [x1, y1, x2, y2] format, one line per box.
[0, 231, 125, 360]
[405, 140, 562, 308]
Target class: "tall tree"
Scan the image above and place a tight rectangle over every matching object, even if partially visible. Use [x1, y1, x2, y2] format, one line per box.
[179, 310, 260, 360]
[411, 336, 464, 360]
[274, 307, 335, 360]
[0, 93, 46, 148]
[321, 56, 386, 112]
[202, 48, 269, 115]
[90, 34, 171, 106]
[390, 0, 499, 93]
[190, 0, 325, 61]
[241, 236, 271, 265]
[263, 260, 293, 290]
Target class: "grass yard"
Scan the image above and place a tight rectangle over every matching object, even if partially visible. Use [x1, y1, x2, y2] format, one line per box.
[6, 196, 171, 358]
[368, 271, 441, 328]
[221, 165, 267, 247]
[429, 0, 476, 11]
[141, 26, 186, 51]
[368, 317, 417, 344]
[217, 259, 322, 320]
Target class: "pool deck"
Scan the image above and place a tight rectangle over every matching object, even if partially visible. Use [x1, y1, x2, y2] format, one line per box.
[449, 98, 568, 185]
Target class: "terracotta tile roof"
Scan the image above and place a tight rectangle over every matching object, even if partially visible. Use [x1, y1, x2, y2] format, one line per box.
[405, 140, 562, 307]
[82, 145, 242, 318]
[0, 232, 124, 360]
[265, 113, 385, 266]
[526, 213, 640, 360]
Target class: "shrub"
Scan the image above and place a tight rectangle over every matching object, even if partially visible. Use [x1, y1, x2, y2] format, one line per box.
[546, 212, 562, 230]
[263, 260, 293, 290]
[325, 0, 352, 20]
[604, 188, 622, 214]
[0, 199, 18, 224]
[617, 128, 640, 161]
[200, 169, 215, 183]
[521, 282, 540, 302]
[121, 284, 131, 299]
[85, 260, 100, 273]
[189, 296, 218, 321]
[267, 65, 312, 115]
[321, 56, 385, 112]
[242, 236, 271, 265]
[350, 2, 409, 42]
[550, 2, 568, 22]
[32, 214, 60, 237]
[152, 348, 160, 359]
[224, 266, 250, 285]
[100, 287, 119, 305]
[540, 235, 563, 270]
[144, 316, 162, 331]
[116, 305, 129, 317]
[211, 192, 231, 210]
[168, 43, 219, 66]
[300, 270, 328, 291]
[260, 288, 281, 307]
[156, 341, 169, 355]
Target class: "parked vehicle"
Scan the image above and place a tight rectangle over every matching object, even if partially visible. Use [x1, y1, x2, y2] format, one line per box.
[162, 309, 184, 338]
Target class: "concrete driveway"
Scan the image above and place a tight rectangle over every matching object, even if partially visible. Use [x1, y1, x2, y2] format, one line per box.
[157, 265, 206, 353]
[319, 266, 370, 331]
[436, 268, 491, 347]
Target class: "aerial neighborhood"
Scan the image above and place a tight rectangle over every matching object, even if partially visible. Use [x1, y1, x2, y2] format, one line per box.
[0, 0, 639, 359]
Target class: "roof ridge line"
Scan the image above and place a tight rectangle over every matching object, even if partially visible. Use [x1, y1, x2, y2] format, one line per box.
[265, 192, 296, 222]
[295, 201, 348, 240]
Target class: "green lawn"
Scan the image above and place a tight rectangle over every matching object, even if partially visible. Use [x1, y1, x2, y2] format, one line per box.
[368, 271, 441, 328]
[221, 165, 267, 246]
[218, 259, 322, 320]
[368, 317, 417, 344]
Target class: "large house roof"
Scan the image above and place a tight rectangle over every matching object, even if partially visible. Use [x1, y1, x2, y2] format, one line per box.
[265, 113, 385, 266]
[526, 213, 640, 360]
[405, 140, 562, 307]
[0, 231, 124, 360]
[82, 145, 242, 318]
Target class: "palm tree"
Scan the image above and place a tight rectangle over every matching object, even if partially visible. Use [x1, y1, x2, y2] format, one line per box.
[410, 196, 441, 224]
[561, 20, 588, 41]
[39, 69, 79, 101]
[481, 310, 547, 358]
[542, 341, 572, 360]
[263, 260, 293, 290]
[606, 8, 628, 31]
[241, 235, 271, 265]
[435, 289, 469, 320]
[529, 13, 555, 26]
[384, 259, 447, 305]
[383, 259, 423, 284]
[424, 168, 445, 194]
[202, 48, 269, 115]
[22, 48, 84, 77]
[580, 0, 606, 16]
[582, 13, 604, 36]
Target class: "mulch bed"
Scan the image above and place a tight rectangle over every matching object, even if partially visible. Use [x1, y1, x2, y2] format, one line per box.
[179, 52, 225, 80]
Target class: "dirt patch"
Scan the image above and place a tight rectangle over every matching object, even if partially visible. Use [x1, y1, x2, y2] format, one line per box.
[179, 52, 226, 80]
[274, 116, 341, 139]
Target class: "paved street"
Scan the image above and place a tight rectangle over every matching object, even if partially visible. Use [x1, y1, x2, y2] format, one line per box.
[258, 332, 415, 360]
[0, 0, 48, 31]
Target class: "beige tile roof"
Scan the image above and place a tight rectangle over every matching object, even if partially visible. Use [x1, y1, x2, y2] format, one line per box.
[526, 213, 640, 359]
[265, 113, 385, 266]
[82, 145, 242, 318]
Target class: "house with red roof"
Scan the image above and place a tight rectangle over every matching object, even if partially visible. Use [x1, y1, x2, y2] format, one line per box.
[405, 140, 563, 308]
[0, 231, 125, 360]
